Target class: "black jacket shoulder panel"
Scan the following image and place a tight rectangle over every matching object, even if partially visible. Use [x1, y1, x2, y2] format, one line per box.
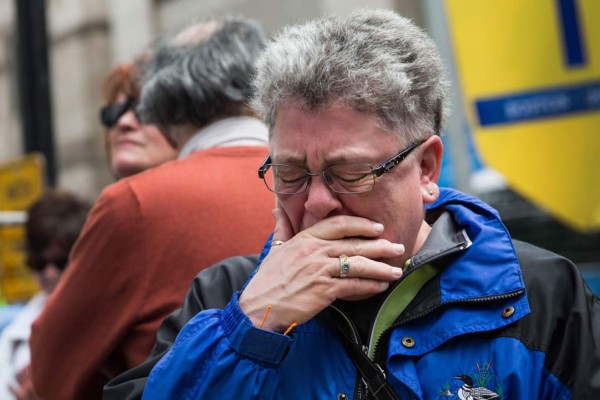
[501, 240, 600, 395]
[192, 254, 259, 310]
[103, 254, 259, 400]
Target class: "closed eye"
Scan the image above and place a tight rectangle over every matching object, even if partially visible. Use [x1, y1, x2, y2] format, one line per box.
[332, 172, 372, 183]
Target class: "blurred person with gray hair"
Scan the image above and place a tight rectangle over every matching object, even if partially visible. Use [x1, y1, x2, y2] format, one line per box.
[137, 16, 270, 156]
[130, 9, 599, 399]
[29, 16, 275, 400]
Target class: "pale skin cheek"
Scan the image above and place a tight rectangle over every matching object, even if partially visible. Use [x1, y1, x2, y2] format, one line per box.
[141, 132, 177, 164]
[108, 130, 118, 150]
[278, 198, 305, 234]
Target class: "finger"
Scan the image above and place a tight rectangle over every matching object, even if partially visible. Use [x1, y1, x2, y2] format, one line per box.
[335, 278, 391, 300]
[305, 215, 384, 241]
[272, 208, 294, 242]
[333, 256, 402, 281]
[330, 238, 405, 260]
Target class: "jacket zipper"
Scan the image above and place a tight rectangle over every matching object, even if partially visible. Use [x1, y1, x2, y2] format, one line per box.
[368, 234, 472, 361]
[333, 289, 524, 399]
[328, 228, 521, 397]
[371, 289, 525, 367]
[329, 305, 369, 399]
[328, 230, 474, 398]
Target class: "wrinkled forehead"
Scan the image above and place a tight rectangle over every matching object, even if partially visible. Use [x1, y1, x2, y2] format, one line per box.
[268, 102, 405, 163]
[269, 98, 405, 136]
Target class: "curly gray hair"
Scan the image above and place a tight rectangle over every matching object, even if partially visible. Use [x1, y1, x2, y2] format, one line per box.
[252, 9, 449, 143]
[138, 16, 267, 143]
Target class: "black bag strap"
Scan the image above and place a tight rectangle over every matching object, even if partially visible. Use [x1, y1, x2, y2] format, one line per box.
[318, 307, 400, 400]
[333, 322, 400, 400]
[331, 263, 442, 399]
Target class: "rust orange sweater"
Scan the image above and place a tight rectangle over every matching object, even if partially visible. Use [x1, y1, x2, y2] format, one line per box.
[30, 146, 275, 400]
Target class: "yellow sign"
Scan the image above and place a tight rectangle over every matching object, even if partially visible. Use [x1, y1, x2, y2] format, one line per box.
[445, 0, 600, 231]
[0, 153, 46, 210]
[0, 153, 46, 302]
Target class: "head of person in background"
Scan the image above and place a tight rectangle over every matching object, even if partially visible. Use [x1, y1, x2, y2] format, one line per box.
[137, 16, 268, 155]
[25, 189, 91, 294]
[100, 57, 178, 179]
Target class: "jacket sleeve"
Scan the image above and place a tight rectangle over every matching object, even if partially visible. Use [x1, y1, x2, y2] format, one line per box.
[30, 183, 149, 400]
[546, 258, 600, 395]
[142, 292, 293, 399]
[103, 255, 259, 400]
[515, 240, 600, 396]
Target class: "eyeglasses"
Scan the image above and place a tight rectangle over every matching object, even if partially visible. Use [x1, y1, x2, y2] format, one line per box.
[99, 97, 138, 128]
[258, 140, 425, 195]
[27, 255, 69, 272]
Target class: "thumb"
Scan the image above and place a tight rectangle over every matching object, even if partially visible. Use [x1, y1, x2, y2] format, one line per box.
[272, 208, 294, 242]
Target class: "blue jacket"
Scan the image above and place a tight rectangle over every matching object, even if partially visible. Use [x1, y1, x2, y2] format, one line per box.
[142, 188, 600, 399]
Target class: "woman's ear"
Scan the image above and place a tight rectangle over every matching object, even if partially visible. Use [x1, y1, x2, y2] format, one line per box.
[418, 135, 443, 204]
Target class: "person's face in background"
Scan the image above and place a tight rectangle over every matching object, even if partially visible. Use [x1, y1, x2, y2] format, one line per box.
[105, 92, 177, 178]
[28, 241, 69, 294]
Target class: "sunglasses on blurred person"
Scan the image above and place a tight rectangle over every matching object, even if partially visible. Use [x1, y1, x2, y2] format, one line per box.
[27, 255, 69, 272]
[99, 97, 139, 128]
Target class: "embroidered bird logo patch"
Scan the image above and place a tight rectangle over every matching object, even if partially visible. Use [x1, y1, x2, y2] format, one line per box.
[453, 375, 500, 400]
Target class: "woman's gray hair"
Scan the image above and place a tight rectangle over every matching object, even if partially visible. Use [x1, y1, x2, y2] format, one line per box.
[138, 16, 267, 141]
[252, 9, 449, 143]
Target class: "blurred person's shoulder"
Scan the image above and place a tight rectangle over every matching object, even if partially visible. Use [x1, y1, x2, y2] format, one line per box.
[128, 145, 268, 186]
[95, 145, 270, 211]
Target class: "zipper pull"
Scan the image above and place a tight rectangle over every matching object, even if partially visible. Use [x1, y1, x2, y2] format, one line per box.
[402, 258, 412, 272]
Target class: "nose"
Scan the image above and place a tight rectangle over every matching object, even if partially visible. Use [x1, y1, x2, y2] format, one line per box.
[37, 264, 63, 293]
[115, 109, 140, 132]
[303, 174, 342, 221]
[41, 263, 62, 279]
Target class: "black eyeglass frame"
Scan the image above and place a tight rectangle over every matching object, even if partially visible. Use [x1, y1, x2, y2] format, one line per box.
[257, 139, 426, 195]
[99, 97, 139, 128]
